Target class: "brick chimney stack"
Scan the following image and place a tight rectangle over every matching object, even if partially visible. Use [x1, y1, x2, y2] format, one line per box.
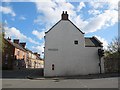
[7, 37, 11, 41]
[34, 52, 40, 57]
[61, 11, 69, 20]
[13, 39, 19, 44]
[20, 42, 26, 48]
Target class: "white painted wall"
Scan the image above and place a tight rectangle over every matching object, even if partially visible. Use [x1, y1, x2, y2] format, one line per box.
[44, 20, 104, 76]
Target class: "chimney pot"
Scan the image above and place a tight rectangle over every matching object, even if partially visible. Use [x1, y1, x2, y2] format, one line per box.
[38, 54, 40, 57]
[7, 37, 11, 41]
[61, 11, 69, 20]
[13, 39, 19, 44]
[65, 11, 67, 14]
[20, 42, 26, 48]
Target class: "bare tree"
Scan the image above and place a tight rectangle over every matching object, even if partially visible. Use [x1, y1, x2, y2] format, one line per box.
[104, 37, 120, 58]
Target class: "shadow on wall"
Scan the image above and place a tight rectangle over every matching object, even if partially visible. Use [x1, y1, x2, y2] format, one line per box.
[14, 59, 26, 70]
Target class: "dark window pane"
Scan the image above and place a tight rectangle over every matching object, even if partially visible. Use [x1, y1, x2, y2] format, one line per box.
[74, 40, 78, 44]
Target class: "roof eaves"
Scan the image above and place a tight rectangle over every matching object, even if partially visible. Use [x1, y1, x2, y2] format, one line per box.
[45, 20, 62, 34]
[4, 38, 14, 48]
[12, 43, 27, 52]
[92, 36, 103, 44]
[68, 20, 85, 34]
[85, 45, 97, 47]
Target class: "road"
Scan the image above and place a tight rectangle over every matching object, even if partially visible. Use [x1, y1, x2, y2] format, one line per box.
[1, 69, 119, 88]
[2, 77, 118, 88]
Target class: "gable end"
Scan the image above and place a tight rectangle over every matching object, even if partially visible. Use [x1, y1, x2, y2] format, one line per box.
[45, 20, 61, 34]
[68, 20, 85, 34]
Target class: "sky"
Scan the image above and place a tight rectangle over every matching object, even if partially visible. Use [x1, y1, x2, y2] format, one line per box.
[0, 0, 118, 58]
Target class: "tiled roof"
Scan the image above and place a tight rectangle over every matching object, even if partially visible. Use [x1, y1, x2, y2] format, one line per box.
[85, 36, 103, 47]
[12, 43, 26, 51]
[5, 38, 26, 52]
[85, 38, 95, 47]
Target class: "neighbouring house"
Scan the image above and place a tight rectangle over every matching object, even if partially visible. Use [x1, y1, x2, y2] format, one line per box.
[2, 37, 44, 70]
[2, 38, 27, 69]
[44, 11, 104, 76]
[26, 49, 44, 68]
[2, 38, 15, 69]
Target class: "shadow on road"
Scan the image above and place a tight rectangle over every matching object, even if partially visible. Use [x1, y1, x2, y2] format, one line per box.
[2, 69, 119, 80]
[28, 73, 119, 80]
[2, 68, 44, 79]
[60, 73, 119, 79]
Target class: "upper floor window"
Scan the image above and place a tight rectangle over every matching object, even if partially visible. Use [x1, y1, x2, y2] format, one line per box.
[74, 40, 78, 45]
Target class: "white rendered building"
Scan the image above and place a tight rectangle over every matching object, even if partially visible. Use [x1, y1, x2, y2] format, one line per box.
[44, 11, 104, 77]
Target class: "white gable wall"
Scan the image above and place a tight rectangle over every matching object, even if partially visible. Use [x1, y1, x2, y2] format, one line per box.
[44, 20, 104, 76]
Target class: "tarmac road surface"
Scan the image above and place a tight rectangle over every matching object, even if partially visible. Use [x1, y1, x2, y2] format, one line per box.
[2, 77, 118, 88]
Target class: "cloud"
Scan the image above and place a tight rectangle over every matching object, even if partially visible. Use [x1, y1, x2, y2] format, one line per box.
[19, 16, 26, 20]
[106, 0, 118, 10]
[95, 35, 108, 50]
[32, 30, 45, 40]
[34, 0, 76, 30]
[31, 44, 44, 58]
[27, 37, 39, 45]
[89, 2, 105, 9]
[77, 2, 85, 12]
[4, 26, 39, 45]
[83, 9, 118, 33]
[88, 9, 101, 16]
[34, 1, 118, 35]
[89, 0, 118, 10]
[72, 15, 88, 30]
[0, 6, 16, 16]
[2, 0, 11, 2]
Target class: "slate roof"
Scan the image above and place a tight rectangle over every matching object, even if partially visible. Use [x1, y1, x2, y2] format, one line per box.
[85, 36, 103, 47]
[5, 38, 26, 52]
[12, 43, 26, 51]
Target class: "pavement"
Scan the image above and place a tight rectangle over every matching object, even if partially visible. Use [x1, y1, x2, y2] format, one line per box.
[27, 72, 119, 80]
[2, 68, 119, 80]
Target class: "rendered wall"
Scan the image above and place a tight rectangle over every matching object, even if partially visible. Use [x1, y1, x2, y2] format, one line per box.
[44, 20, 104, 76]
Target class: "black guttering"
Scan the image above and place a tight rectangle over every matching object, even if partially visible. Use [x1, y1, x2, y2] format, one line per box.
[92, 36, 103, 44]
[45, 20, 61, 34]
[68, 20, 85, 34]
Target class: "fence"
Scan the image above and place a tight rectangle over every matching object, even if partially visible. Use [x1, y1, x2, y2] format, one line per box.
[104, 57, 119, 73]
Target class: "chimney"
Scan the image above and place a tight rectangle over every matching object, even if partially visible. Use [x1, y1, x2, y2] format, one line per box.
[61, 11, 69, 20]
[13, 39, 19, 44]
[34, 52, 37, 54]
[34, 52, 40, 57]
[7, 37, 11, 41]
[38, 54, 40, 57]
[20, 42, 26, 48]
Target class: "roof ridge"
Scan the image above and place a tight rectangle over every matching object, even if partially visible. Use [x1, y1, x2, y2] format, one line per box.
[4, 38, 26, 52]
